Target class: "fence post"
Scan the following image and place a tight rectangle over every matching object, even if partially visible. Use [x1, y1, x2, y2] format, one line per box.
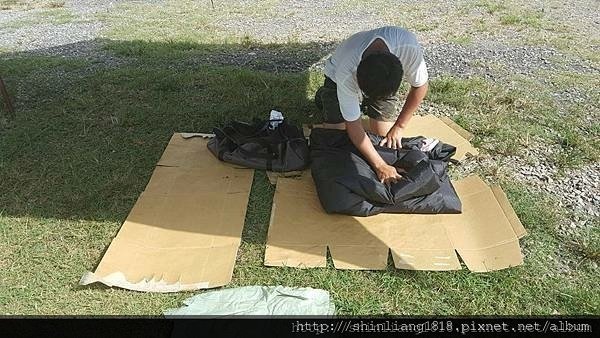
[0, 76, 15, 119]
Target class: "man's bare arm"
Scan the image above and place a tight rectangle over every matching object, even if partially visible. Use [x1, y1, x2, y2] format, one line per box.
[379, 82, 429, 148]
[346, 119, 401, 184]
[396, 82, 428, 128]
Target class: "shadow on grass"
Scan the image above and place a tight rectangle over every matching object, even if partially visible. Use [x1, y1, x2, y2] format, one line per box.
[0, 39, 430, 273]
[1, 38, 407, 276]
[0, 38, 330, 226]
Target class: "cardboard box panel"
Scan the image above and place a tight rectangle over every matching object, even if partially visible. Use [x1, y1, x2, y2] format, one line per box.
[145, 166, 250, 195]
[387, 215, 462, 271]
[441, 176, 524, 271]
[402, 115, 479, 160]
[439, 116, 474, 141]
[264, 173, 525, 273]
[113, 192, 245, 248]
[90, 238, 239, 287]
[491, 186, 527, 239]
[81, 135, 254, 292]
[391, 248, 462, 271]
[329, 245, 389, 270]
[156, 134, 218, 168]
[264, 244, 327, 268]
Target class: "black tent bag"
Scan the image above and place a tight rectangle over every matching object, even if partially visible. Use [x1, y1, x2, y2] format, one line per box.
[207, 119, 309, 172]
[309, 128, 462, 217]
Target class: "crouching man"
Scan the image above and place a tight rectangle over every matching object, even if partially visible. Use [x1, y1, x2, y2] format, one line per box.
[315, 26, 429, 185]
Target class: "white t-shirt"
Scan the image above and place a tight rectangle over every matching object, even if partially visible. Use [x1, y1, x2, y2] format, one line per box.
[324, 26, 428, 121]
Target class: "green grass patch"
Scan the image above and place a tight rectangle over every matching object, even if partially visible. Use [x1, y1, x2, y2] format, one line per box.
[533, 70, 600, 168]
[0, 0, 19, 10]
[500, 12, 544, 28]
[566, 221, 600, 264]
[458, 1, 591, 62]
[1, 55, 88, 74]
[103, 38, 327, 67]
[0, 46, 317, 221]
[411, 22, 439, 33]
[426, 75, 599, 168]
[36, 6, 73, 23]
[498, 184, 599, 314]
[553, 125, 599, 168]
[467, 1, 548, 30]
[474, 1, 506, 14]
[448, 34, 473, 45]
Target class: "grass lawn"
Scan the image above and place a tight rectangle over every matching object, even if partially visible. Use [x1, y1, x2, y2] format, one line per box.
[0, 0, 598, 315]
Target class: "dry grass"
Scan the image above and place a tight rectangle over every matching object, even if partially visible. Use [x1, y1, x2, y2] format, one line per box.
[0, 0, 64, 11]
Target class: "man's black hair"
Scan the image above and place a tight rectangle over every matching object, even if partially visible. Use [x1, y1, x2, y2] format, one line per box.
[356, 52, 403, 99]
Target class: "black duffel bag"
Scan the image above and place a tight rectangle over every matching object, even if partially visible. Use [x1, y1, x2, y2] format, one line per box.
[207, 118, 309, 172]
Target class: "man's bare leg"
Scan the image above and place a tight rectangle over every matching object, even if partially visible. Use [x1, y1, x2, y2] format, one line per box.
[369, 118, 394, 136]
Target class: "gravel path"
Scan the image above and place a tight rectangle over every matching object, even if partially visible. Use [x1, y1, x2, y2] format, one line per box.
[0, 1, 123, 52]
[424, 43, 598, 79]
[1, 0, 597, 235]
[1, 22, 102, 51]
[450, 146, 599, 238]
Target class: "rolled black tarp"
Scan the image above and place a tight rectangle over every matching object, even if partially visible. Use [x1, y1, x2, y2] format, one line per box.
[309, 128, 462, 217]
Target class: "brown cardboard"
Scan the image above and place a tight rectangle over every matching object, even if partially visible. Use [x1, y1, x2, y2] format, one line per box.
[402, 115, 479, 160]
[80, 134, 254, 292]
[442, 176, 524, 271]
[306, 115, 478, 161]
[491, 185, 527, 239]
[264, 173, 525, 272]
[266, 170, 304, 185]
[439, 116, 474, 141]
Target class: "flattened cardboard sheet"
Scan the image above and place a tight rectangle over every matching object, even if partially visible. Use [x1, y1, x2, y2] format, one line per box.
[265, 173, 525, 272]
[266, 170, 304, 185]
[491, 185, 527, 239]
[401, 115, 479, 160]
[81, 134, 253, 292]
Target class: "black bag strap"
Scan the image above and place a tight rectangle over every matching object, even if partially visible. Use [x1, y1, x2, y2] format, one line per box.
[217, 119, 285, 146]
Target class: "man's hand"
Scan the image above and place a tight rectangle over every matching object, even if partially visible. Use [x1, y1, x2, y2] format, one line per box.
[345, 119, 402, 185]
[379, 82, 428, 149]
[379, 125, 404, 149]
[374, 162, 402, 184]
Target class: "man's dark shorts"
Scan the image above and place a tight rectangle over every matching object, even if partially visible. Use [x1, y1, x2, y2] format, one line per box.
[314, 76, 401, 124]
